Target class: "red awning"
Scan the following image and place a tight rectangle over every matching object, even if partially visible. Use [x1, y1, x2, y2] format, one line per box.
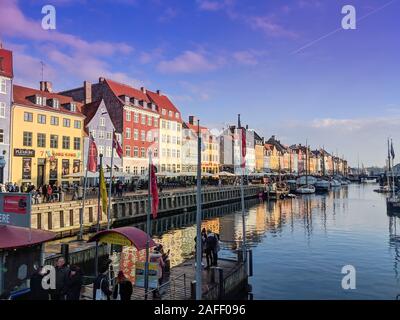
[0, 225, 56, 250]
[88, 226, 157, 251]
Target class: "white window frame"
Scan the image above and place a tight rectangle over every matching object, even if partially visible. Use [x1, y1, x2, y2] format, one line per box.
[0, 78, 6, 94]
[0, 102, 5, 118]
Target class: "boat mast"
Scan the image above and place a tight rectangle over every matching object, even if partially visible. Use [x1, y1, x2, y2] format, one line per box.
[387, 138, 391, 189]
[306, 139, 308, 186]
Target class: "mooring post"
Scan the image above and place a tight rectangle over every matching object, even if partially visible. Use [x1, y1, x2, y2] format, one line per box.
[248, 249, 253, 277]
[191, 280, 196, 300]
[218, 268, 224, 299]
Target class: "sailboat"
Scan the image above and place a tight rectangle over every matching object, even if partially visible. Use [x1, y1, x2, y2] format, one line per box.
[296, 142, 316, 194]
[386, 139, 399, 213]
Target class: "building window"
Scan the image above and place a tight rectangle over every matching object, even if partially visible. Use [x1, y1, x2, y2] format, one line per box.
[126, 111, 131, 121]
[134, 147, 138, 157]
[98, 131, 105, 139]
[148, 117, 152, 126]
[147, 131, 153, 142]
[134, 113, 139, 123]
[62, 136, 70, 149]
[38, 114, 46, 124]
[0, 102, 5, 118]
[74, 137, 81, 150]
[161, 164, 166, 172]
[141, 167, 145, 175]
[91, 130, 96, 138]
[126, 128, 131, 139]
[141, 147, 145, 158]
[74, 120, 81, 129]
[141, 115, 146, 125]
[99, 117, 105, 127]
[177, 137, 181, 145]
[23, 132, 32, 147]
[0, 78, 6, 94]
[0, 129, 3, 143]
[167, 121, 171, 130]
[63, 118, 71, 127]
[24, 112, 33, 122]
[50, 135, 58, 148]
[141, 130, 146, 142]
[177, 124, 181, 132]
[162, 109, 166, 116]
[134, 129, 138, 141]
[177, 150, 180, 158]
[106, 146, 112, 157]
[126, 166, 131, 174]
[153, 148, 158, 158]
[51, 116, 59, 126]
[37, 133, 46, 148]
[98, 145, 104, 155]
[133, 167, 138, 175]
[106, 132, 112, 140]
[175, 112, 179, 119]
[168, 111, 172, 117]
[154, 118, 158, 127]
[161, 120, 166, 129]
[125, 146, 131, 157]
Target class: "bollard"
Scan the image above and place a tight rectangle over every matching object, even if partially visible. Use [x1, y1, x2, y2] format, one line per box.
[248, 249, 253, 277]
[217, 268, 224, 299]
[190, 280, 196, 300]
[61, 243, 69, 265]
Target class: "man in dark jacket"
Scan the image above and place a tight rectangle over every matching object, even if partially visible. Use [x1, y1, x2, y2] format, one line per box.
[50, 257, 69, 300]
[29, 266, 49, 300]
[93, 265, 112, 300]
[65, 265, 83, 300]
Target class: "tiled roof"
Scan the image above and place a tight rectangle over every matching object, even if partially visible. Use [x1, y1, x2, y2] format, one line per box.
[105, 78, 150, 103]
[0, 48, 13, 78]
[146, 90, 182, 122]
[13, 84, 85, 117]
[82, 100, 103, 127]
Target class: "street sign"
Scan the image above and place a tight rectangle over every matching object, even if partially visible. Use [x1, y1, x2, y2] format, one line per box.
[0, 193, 31, 228]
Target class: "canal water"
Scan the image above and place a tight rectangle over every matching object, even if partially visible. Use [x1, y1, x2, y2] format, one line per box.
[145, 183, 400, 299]
[46, 183, 400, 299]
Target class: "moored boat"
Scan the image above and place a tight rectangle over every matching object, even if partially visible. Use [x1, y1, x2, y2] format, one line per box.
[315, 179, 330, 192]
[296, 184, 316, 194]
[330, 179, 341, 188]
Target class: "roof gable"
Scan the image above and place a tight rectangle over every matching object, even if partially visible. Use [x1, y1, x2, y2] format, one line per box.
[0, 48, 13, 79]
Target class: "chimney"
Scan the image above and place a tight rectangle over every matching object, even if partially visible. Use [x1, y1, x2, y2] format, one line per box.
[40, 81, 52, 93]
[84, 81, 92, 104]
[271, 135, 276, 140]
[157, 90, 161, 96]
[99, 77, 105, 83]
[189, 116, 198, 125]
[141, 87, 146, 94]
[246, 125, 249, 130]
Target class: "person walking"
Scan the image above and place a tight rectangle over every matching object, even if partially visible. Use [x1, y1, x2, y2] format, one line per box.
[113, 271, 133, 301]
[150, 246, 165, 299]
[205, 230, 217, 269]
[65, 265, 83, 301]
[93, 265, 112, 300]
[29, 266, 49, 300]
[50, 257, 69, 300]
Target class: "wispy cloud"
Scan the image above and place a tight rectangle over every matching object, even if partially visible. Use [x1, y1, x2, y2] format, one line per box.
[196, 0, 233, 11]
[233, 50, 268, 66]
[157, 50, 224, 74]
[247, 15, 298, 38]
[0, 0, 138, 87]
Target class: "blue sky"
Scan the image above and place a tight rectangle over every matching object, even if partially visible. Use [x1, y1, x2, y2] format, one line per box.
[1, 0, 400, 166]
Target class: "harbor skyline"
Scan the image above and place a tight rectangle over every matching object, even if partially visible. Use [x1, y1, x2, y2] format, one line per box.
[0, 0, 399, 166]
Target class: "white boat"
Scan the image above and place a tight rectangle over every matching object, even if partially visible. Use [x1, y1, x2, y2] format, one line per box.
[330, 179, 341, 187]
[315, 180, 330, 192]
[296, 185, 316, 194]
[296, 176, 317, 186]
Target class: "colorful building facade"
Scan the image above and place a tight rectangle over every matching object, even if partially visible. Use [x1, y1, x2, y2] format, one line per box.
[0, 47, 13, 183]
[11, 83, 85, 186]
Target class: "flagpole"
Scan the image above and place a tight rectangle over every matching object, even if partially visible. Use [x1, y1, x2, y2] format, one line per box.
[107, 134, 114, 230]
[195, 119, 203, 300]
[144, 151, 152, 300]
[391, 139, 395, 198]
[238, 114, 247, 269]
[94, 154, 103, 277]
[78, 137, 89, 241]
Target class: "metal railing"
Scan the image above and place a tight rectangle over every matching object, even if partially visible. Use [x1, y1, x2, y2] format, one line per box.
[138, 273, 187, 300]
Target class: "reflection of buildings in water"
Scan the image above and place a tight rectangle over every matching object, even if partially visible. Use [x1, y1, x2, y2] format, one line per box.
[202, 218, 220, 235]
[155, 229, 184, 268]
[389, 216, 400, 282]
[181, 226, 197, 259]
[219, 214, 236, 242]
[255, 205, 267, 234]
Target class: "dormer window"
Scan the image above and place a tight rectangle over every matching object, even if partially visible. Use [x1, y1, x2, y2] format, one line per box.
[175, 112, 179, 119]
[162, 108, 166, 116]
[168, 111, 173, 117]
[151, 103, 156, 111]
[49, 98, 59, 109]
[131, 98, 139, 106]
[35, 95, 43, 106]
[70, 103, 77, 112]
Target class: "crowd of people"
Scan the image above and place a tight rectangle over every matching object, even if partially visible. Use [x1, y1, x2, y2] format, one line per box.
[0, 182, 64, 204]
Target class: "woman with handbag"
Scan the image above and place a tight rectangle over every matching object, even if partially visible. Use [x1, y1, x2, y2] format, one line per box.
[113, 271, 133, 301]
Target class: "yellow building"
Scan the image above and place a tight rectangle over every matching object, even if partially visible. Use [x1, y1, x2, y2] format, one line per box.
[10, 83, 85, 187]
[264, 143, 280, 171]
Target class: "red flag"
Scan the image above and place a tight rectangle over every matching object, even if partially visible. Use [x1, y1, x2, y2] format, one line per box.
[113, 131, 123, 158]
[150, 164, 159, 219]
[87, 134, 98, 172]
[241, 128, 246, 168]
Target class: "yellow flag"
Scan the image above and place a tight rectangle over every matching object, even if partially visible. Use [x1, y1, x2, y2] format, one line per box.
[99, 166, 108, 214]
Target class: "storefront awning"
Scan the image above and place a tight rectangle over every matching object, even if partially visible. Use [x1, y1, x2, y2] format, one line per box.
[0, 225, 56, 250]
[87, 226, 157, 250]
